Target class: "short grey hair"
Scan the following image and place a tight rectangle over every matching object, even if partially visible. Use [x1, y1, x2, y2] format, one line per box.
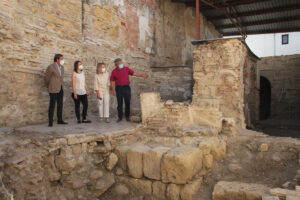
[96, 62, 105, 73]
[114, 58, 122, 63]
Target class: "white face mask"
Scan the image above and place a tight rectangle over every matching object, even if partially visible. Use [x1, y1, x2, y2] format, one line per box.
[79, 65, 84, 70]
[101, 68, 106, 73]
[60, 60, 65, 66]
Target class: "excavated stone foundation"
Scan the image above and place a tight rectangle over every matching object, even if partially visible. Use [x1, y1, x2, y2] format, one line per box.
[0, 39, 299, 200]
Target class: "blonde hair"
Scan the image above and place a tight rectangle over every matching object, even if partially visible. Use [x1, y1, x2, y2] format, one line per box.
[96, 62, 105, 74]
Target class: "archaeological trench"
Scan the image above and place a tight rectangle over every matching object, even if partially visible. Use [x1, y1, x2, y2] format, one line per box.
[0, 38, 299, 200]
[1, 1, 300, 200]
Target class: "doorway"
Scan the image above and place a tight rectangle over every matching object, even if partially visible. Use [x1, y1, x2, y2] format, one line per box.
[259, 76, 271, 120]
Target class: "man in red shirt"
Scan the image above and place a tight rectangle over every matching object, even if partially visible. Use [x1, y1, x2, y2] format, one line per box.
[110, 58, 148, 122]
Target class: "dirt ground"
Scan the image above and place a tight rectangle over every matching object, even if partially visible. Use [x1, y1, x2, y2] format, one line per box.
[197, 130, 299, 200]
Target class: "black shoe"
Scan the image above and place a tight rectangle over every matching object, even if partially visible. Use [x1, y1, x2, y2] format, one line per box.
[117, 118, 122, 123]
[57, 121, 68, 125]
[48, 122, 53, 127]
[82, 120, 91, 123]
[77, 120, 82, 124]
[126, 117, 130, 122]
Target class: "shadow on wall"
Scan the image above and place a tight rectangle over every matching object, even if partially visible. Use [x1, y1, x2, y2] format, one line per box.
[259, 76, 271, 120]
[150, 66, 194, 102]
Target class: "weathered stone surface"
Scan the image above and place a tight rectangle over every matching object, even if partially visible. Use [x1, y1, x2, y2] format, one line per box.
[221, 118, 237, 136]
[180, 178, 203, 200]
[260, 143, 269, 152]
[286, 195, 300, 200]
[127, 144, 151, 178]
[152, 181, 167, 200]
[193, 39, 259, 128]
[116, 176, 152, 195]
[203, 154, 213, 169]
[90, 172, 115, 197]
[167, 184, 181, 200]
[143, 146, 170, 180]
[105, 152, 118, 171]
[161, 146, 203, 184]
[213, 181, 270, 200]
[90, 170, 104, 180]
[115, 145, 130, 171]
[269, 188, 300, 199]
[262, 196, 280, 200]
[112, 183, 130, 196]
[55, 147, 77, 171]
[258, 55, 300, 119]
[198, 136, 227, 161]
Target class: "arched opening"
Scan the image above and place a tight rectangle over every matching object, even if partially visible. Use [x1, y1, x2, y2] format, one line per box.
[259, 76, 271, 120]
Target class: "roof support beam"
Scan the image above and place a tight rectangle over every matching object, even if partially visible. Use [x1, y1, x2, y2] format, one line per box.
[208, 4, 300, 21]
[216, 16, 300, 29]
[223, 27, 300, 36]
[200, 0, 271, 10]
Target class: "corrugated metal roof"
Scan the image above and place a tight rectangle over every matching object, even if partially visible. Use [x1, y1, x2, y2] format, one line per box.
[173, 0, 300, 36]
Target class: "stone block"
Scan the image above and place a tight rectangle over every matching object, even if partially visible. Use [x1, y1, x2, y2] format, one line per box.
[143, 146, 170, 180]
[116, 176, 152, 195]
[112, 183, 130, 196]
[203, 154, 213, 169]
[55, 157, 76, 172]
[167, 184, 181, 200]
[90, 170, 104, 180]
[269, 188, 300, 199]
[161, 146, 203, 184]
[90, 172, 115, 197]
[115, 145, 130, 171]
[199, 137, 227, 161]
[221, 118, 237, 136]
[212, 181, 270, 200]
[260, 144, 269, 152]
[127, 144, 151, 178]
[287, 195, 300, 200]
[152, 181, 167, 200]
[105, 152, 118, 171]
[262, 196, 280, 200]
[180, 178, 203, 200]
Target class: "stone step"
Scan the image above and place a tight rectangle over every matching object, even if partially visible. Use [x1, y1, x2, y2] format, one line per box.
[269, 188, 300, 200]
[213, 181, 270, 200]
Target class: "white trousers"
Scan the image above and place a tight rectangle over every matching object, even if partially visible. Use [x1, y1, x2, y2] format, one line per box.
[98, 93, 110, 118]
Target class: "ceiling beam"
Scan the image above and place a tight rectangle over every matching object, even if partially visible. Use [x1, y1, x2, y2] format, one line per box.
[200, 0, 271, 10]
[208, 4, 300, 21]
[216, 15, 300, 29]
[223, 27, 300, 36]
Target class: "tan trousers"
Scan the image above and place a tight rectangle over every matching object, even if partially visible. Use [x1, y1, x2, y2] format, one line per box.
[97, 93, 110, 118]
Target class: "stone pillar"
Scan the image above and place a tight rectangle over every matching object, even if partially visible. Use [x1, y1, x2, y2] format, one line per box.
[193, 38, 249, 129]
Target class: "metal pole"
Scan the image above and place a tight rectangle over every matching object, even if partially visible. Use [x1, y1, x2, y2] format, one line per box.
[196, 0, 200, 40]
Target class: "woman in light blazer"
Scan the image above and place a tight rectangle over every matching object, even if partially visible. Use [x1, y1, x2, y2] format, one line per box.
[94, 62, 111, 123]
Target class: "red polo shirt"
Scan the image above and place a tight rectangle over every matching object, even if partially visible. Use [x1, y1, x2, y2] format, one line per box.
[110, 66, 135, 86]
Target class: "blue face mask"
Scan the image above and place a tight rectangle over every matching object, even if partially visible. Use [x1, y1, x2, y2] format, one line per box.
[118, 64, 124, 69]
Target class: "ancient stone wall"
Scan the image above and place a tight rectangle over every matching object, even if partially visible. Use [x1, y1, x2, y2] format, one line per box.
[193, 39, 259, 129]
[243, 54, 260, 128]
[258, 55, 300, 119]
[150, 66, 193, 102]
[0, 0, 221, 127]
[141, 39, 259, 130]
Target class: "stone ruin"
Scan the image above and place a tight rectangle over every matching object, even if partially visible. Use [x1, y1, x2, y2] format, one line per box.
[0, 38, 300, 200]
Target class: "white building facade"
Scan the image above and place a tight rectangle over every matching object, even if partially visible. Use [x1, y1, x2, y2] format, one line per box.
[245, 32, 300, 57]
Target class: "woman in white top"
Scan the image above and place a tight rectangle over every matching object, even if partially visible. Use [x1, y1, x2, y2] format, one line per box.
[72, 61, 91, 123]
[94, 62, 111, 123]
